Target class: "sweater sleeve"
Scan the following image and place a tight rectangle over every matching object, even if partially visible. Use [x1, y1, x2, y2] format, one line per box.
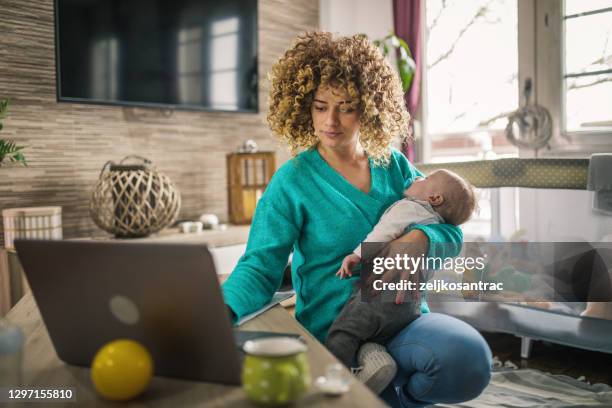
[221, 168, 301, 323]
[393, 150, 463, 259]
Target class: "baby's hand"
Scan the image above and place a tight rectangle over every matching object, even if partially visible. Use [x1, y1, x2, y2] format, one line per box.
[336, 254, 361, 279]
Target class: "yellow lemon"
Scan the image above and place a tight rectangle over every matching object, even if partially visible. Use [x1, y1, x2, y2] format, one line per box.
[91, 339, 153, 401]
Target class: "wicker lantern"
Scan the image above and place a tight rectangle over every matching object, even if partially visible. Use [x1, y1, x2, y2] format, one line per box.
[90, 156, 181, 238]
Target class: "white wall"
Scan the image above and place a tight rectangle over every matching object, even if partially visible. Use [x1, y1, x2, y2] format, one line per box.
[319, 0, 393, 39]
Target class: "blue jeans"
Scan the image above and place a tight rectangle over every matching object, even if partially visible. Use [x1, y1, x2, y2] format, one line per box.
[381, 313, 492, 407]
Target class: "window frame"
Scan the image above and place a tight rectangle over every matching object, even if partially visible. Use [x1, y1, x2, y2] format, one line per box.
[537, 0, 612, 156]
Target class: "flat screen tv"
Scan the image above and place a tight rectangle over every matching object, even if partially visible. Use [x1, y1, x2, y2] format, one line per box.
[55, 0, 258, 112]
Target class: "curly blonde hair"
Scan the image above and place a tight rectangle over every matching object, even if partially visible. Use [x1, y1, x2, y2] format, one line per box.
[267, 31, 411, 165]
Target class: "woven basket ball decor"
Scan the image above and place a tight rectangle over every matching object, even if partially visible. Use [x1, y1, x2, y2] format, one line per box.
[90, 156, 181, 238]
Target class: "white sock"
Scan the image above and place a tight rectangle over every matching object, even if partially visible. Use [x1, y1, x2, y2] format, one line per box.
[354, 342, 397, 394]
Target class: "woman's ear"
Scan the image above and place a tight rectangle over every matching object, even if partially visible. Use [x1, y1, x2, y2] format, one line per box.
[428, 193, 444, 207]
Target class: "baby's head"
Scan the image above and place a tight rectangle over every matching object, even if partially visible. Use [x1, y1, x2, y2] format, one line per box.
[404, 169, 477, 225]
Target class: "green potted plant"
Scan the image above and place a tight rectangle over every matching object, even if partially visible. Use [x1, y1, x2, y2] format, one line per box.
[0, 98, 27, 167]
[365, 32, 416, 93]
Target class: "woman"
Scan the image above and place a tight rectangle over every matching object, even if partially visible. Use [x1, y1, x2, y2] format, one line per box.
[222, 32, 492, 407]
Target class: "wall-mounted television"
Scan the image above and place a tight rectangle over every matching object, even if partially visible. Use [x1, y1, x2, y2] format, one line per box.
[55, 0, 258, 112]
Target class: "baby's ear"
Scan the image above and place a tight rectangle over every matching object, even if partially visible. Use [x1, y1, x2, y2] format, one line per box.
[428, 194, 444, 207]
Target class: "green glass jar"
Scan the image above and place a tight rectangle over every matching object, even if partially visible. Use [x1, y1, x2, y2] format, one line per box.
[242, 337, 310, 406]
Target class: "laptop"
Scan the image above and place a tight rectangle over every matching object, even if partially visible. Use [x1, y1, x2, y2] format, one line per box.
[14, 239, 297, 385]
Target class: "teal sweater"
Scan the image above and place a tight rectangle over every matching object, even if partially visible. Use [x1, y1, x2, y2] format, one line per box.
[222, 148, 462, 342]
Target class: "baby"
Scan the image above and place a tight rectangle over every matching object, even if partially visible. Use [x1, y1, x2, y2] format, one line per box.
[325, 169, 477, 394]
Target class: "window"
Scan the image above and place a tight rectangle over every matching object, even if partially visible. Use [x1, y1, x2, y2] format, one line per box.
[423, 0, 519, 240]
[528, 1, 612, 152]
[563, 1, 612, 133]
[422, 1, 612, 155]
[424, 0, 519, 162]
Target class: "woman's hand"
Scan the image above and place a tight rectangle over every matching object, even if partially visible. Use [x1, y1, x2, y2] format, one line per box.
[365, 229, 429, 304]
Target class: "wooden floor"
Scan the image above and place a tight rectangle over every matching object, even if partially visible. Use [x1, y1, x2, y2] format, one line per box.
[483, 332, 612, 386]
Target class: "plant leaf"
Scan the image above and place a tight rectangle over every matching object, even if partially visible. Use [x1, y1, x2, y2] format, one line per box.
[396, 40, 416, 92]
[398, 62, 414, 93]
[373, 33, 416, 93]
[389, 34, 400, 48]
[0, 137, 28, 166]
[397, 38, 414, 59]
[12, 152, 27, 166]
[0, 99, 28, 166]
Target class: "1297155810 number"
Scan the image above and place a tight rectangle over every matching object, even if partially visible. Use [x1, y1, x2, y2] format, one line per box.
[1, 388, 76, 402]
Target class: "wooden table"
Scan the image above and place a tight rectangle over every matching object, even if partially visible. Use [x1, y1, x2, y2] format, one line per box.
[6, 291, 384, 407]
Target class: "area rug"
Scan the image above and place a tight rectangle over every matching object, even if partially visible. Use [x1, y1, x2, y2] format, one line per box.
[435, 368, 612, 407]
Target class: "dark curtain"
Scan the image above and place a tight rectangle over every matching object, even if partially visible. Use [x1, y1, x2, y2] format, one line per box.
[393, 0, 422, 163]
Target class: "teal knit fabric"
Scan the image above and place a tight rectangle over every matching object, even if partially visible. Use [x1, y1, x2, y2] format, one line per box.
[222, 148, 462, 342]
